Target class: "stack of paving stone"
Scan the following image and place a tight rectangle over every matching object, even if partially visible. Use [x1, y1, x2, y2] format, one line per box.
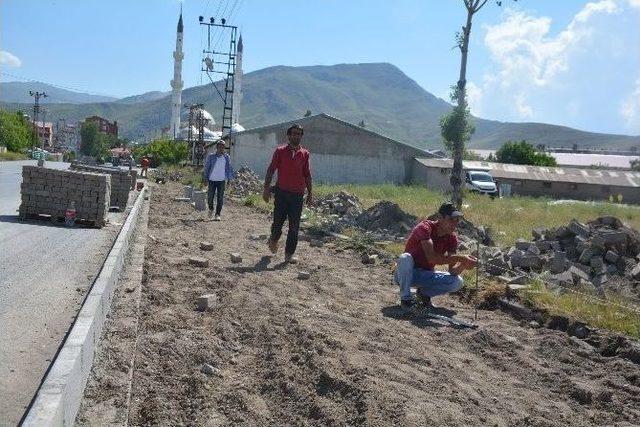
[70, 164, 132, 210]
[19, 165, 111, 227]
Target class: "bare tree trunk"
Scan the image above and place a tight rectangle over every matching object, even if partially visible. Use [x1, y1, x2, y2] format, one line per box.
[450, 8, 474, 208]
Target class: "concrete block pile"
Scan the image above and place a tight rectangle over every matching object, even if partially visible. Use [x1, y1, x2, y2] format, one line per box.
[19, 165, 111, 227]
[70, 164, 133, 210]
[484, 217, 640, 296]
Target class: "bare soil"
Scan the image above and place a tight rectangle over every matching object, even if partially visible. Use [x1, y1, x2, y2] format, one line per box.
[79, 183, 640, 426]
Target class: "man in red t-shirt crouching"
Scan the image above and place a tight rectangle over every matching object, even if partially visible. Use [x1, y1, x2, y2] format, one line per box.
[394, 202, 477, 310]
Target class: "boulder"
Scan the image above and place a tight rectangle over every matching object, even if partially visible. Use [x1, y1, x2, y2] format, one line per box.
[568, 265, 590, 284]
[630, 263, 640, 280]
[188, 257, 209, 268]
[515, 239, 531, 251]
[230, 253, 243, 263]
[518, 254, 544, 270]
[550, 251, 567, 274]
[527, 244, 541, 255]
[578, 247, 594, 264]
[604, 250, 619, 264]
[200, 242, 214, 251]
[549, 270, 573, 286]
[592, 231, 627, 249]
[589, 256, 605, 270]
[486, 256, 510, 276]
[568, 220, 591, 238]
[196, 294, 217, 311]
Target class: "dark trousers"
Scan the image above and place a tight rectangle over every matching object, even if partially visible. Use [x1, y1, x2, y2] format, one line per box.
[271, 187, 304, 256]
[207, 180, 225, 214]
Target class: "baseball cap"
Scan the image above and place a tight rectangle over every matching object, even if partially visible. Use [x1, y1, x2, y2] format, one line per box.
[438, 202, 464, 218]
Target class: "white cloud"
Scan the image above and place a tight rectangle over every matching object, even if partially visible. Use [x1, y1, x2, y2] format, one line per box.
[0, 50, 22, 68]
[470, 0, 636, 131]
[620, 77, 640, 132]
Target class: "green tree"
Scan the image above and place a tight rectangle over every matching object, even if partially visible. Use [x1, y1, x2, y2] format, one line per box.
[304, 109, 312, 117]
[443, 0, 517, 208]
[0, 110, 34, 152]
[132, 138, 189, 167]
[496, 140, 557, 166]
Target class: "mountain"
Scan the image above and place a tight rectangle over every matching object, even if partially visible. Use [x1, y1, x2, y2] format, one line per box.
[0, 81, 117, 104]
[115, 91, 170, 104]
[1, 63, 639, 150]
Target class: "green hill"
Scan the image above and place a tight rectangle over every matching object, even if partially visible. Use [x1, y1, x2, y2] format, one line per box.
[2, 63, 638, 150]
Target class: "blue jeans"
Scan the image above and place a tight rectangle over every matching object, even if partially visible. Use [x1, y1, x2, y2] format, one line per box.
[394, 253, 463, 301]
[207, 180, 225, 214]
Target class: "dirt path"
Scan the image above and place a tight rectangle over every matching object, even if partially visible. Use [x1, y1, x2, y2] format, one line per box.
[80, 183, 640, 426]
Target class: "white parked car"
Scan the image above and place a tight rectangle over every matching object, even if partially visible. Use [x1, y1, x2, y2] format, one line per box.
[465, 170, 497, 196]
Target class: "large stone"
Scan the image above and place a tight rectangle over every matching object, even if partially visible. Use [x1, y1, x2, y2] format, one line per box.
[549, 270, 573, 286]
[592, 274, 608, 287]
[200, 242, 214, 251]
[599, 216, 623, 228]
[527, 244, 541, 255]
[578, 247, 594, 264]
[534, 240, 553, 253]
[592, 231, 627, 249]
[630, 263, 640, 280]
[550, 251, 567, 274]
[604, 250, 619, 264]
[568, 220, 591, 238]
[518, 254, 544, 270]
[515, 239, 531, 251]
[486, 256, 509, 276]
[532, 227, 545, 241]
[230, 253, 243, 263]
[568, 265, 590, 283]
[196, 294, 217, 311]
[188, 257, 209, 268]
[192, 190, 207, 211]
[298, 271, 311, 280]
[589, 256, 605, 270]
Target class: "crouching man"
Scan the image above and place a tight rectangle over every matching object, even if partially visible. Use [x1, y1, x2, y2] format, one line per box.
[395, 202, 477, 310]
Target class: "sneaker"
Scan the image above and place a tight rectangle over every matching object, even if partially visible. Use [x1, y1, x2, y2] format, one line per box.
[400, 299, 416, 310]
[267, 238, 279, 254]
[207, 210, 214, 220]
[214, 214, 221, 221]
[416, 293, 435, 310]
[284, 254, 298, 264]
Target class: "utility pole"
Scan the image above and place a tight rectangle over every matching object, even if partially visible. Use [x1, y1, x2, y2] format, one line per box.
[199, 15, 238, 137]
[29, 91, 47, 149]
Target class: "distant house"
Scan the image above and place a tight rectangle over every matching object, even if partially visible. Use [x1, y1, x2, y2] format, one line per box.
[34, 122, 53, 148]
[227, 113, 436, 184]
[413, 158, 640, 204]
[84, 115, 118, 137]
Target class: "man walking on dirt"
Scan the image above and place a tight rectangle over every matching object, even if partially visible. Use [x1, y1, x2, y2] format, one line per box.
[263, 124, 312, 263]
[203, 140, 234, 221]
[140, 155, 150, 178]
[395, 202, 477, 310]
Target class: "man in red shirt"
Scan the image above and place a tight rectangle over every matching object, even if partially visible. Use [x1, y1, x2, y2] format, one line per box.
[395, 202, 477, 310]
[263, 124, 312, 262]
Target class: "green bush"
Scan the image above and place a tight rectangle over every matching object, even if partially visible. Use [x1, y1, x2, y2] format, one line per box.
[132, 138, 189, 167]
[0, 109, 34, 152]
[495, 140, 557, 166]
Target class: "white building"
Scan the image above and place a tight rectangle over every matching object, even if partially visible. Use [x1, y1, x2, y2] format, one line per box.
[169, 11, 184, 139]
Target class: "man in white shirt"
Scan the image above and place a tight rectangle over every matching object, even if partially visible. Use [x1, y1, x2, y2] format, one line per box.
[202, 140, 234, 220]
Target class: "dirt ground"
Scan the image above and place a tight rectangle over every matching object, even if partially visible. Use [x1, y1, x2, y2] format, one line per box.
[78, 182, 640, 426]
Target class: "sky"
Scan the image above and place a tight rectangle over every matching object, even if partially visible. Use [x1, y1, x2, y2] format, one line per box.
[1, 0, 639, 135]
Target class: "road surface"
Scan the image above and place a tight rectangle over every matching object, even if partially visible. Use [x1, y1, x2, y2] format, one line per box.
[0, 160, 130, 425]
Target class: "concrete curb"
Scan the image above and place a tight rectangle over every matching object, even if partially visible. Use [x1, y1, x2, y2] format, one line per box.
[22, 187, 148, 426]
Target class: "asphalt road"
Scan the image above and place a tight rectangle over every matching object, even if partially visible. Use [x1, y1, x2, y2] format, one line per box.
[0, 160, 129, 426]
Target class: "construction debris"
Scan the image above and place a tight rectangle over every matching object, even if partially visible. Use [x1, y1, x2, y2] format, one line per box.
[227, 167, 263, 198]
[483, 217, 640, 301]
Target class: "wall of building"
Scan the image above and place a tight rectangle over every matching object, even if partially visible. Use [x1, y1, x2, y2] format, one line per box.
[230, 116, 429, 184]
[411, 160, 640, 204]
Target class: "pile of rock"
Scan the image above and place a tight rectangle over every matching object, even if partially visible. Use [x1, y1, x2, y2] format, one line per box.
[312, 191, 363, 220]
[227, 167, 263, 198]
[354, 201, 417, 239]
[484, 217, 640, 295]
